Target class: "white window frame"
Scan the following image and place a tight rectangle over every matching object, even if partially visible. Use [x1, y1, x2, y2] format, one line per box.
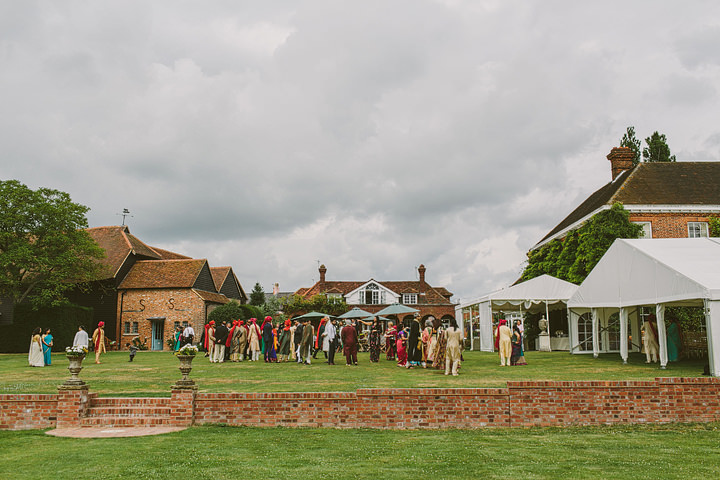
[632, 221, 652, 239]
[364, 283, 380, 305]
[688, 222, 709, 238]
[402, 293, 418, 304]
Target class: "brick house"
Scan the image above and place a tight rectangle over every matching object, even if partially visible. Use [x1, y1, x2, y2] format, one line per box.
[533, 147, 720, 251]
[295, 264, 456, 326]
[117, 259, 231, 350]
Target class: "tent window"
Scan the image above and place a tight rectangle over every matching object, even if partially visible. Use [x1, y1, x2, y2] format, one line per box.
[606, 313, 620, 351]
[578, 313, 592, 351]
[688, 222, 708, 238]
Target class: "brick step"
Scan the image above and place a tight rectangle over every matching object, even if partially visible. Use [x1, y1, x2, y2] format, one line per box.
[84, 406, 172, 417]
[80, 415, 174, 427]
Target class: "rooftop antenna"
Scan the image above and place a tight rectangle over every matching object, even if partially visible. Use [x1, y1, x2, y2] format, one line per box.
[117, 208, 133, 226]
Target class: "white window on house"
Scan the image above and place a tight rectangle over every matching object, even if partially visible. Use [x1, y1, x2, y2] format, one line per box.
[364, 283, 381, 304]
[632, 221, 652, 239]
[402, 293, 417, 304]
[123, 322, 130, 334]
[132, 322, 139, 334]
[688, 222, 709, 238]
[327, 293, 343, 300]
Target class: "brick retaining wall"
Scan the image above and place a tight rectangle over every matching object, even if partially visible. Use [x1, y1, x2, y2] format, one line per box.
[2, 378, 720, 430]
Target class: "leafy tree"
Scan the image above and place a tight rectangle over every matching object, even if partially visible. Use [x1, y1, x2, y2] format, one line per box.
[0, 180, 105, 308]
[249, 282, 265, 306]
[281, 294, 348, 317]
[620, 126, 642, 166]
[569, 203, 643, 281]
[261, 295, 286, 321]
[207, 300, 246, 325]
[708, 216, 720, 237]
[522, 203, 642, 284]
[642, 131, 676, 162]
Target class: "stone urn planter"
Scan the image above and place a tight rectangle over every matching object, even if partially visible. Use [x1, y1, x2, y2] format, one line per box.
[175, 354, 196, 388]
[64, 354, 87, 387]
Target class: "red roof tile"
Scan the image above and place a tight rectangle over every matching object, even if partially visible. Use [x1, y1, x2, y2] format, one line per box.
[193, 289, 230, 304]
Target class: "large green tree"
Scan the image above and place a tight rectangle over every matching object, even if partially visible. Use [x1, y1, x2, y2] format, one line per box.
[249, 282, 266, 306]
[0, 180, 105, 308]
[522, 203, 642, 284]
[620, 126, 642, 166]
[642, 131, 676, 162]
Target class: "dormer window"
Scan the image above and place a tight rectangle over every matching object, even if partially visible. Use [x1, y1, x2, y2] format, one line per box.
[402, 293, 417, 305]
[363, 283, 384, 304]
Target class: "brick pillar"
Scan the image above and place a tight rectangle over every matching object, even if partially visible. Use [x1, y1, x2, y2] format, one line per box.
[170, 387, 197, 427]
[56, 386, 90, 428]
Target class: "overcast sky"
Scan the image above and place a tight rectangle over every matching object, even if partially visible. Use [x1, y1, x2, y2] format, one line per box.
[2, 1, 720, 303]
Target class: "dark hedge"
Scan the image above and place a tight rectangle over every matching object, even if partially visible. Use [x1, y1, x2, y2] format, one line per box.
[0, 304, 93, 353]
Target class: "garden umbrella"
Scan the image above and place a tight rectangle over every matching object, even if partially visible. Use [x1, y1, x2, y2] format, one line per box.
[362, 315, 391, 322]
[338, 307, 374, 319]
[294, 311, 333, 319]
[375, 303, 419, 316]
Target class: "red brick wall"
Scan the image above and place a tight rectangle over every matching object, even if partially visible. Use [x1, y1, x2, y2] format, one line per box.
[0, 394, 58, 430]
[3, 379, 720, 430]
[118, 289, 207, 350]
[629, 212, 714, 238]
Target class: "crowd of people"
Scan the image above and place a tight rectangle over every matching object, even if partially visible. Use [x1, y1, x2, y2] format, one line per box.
[188, 312, 466, 376]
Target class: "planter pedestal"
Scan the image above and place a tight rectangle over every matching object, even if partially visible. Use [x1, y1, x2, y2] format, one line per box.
[174, 355, 197, 390]
[61, 354, 87, 388]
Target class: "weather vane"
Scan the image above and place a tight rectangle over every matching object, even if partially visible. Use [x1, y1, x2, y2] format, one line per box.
[117, 208, 133, 226]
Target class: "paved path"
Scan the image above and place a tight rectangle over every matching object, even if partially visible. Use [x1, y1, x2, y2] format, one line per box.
[46, 426, 186, 438]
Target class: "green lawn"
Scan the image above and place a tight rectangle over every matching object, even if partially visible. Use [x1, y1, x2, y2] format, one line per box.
[0, 350, 708, 396]
[1, 423, 719, 479]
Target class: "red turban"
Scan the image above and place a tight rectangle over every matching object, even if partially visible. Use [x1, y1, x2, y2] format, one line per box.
[98, 321, 105, 327]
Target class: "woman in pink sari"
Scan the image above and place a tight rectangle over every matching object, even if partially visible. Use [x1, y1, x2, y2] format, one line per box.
[396, 327, 408, 367]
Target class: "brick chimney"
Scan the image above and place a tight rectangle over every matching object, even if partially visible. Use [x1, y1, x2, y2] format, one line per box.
[319, 264, 327, 284]
[418, 264, 426, 284]
[607, 147, 635, 180]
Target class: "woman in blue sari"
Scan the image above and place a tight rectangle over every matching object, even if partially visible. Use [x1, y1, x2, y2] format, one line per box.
[667, 317, 683, 362]
[42, 328, 53, 365]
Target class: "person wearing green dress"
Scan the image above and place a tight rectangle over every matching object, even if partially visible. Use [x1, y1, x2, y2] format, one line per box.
[667, 316, 683, 362]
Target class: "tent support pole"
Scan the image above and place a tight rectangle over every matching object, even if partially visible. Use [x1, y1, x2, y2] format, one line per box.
[656, 304, 668, 369]
[620, 307, 628, 364]
[591, 308, 599, 358]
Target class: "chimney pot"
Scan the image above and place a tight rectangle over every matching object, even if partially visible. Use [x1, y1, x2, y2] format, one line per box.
[319, 264, 327, 283]
[418, 264, 426, 284]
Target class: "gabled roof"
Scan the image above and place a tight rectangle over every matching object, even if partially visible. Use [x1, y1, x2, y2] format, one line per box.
[210, 266, 247, 301]
[151, 246, 192, 260]
[118, 259, 210, 289]
[296, 280, 453, 305]
[535, 162, 720, 249]
[193, 289, 230, 305]
[210, 267, 231, 291]
[86, 225, 162, 280]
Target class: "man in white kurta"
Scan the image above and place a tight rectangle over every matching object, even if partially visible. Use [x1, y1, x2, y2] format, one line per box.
[642, 317, 659, 363]
[73, 326, 89, 348]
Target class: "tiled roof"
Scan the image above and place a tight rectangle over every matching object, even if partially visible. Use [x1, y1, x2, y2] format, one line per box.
[151, 246, 191, 260]
[86, 226, 161, 280]
[296, 280, 454, 306]
[193, 289, 230, 304]
[210, 267, 231, 291]
[118, 259, 208, 289]
[535, 162, 720, 248]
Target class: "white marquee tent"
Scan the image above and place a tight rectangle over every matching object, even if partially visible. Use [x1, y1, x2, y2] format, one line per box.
[567, 238, 720, 376]
[457, 274, 578, 351]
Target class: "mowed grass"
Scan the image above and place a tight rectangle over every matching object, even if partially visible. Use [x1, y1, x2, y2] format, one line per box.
[1, 423, 720, 479]
[0, 349, 708, 396]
